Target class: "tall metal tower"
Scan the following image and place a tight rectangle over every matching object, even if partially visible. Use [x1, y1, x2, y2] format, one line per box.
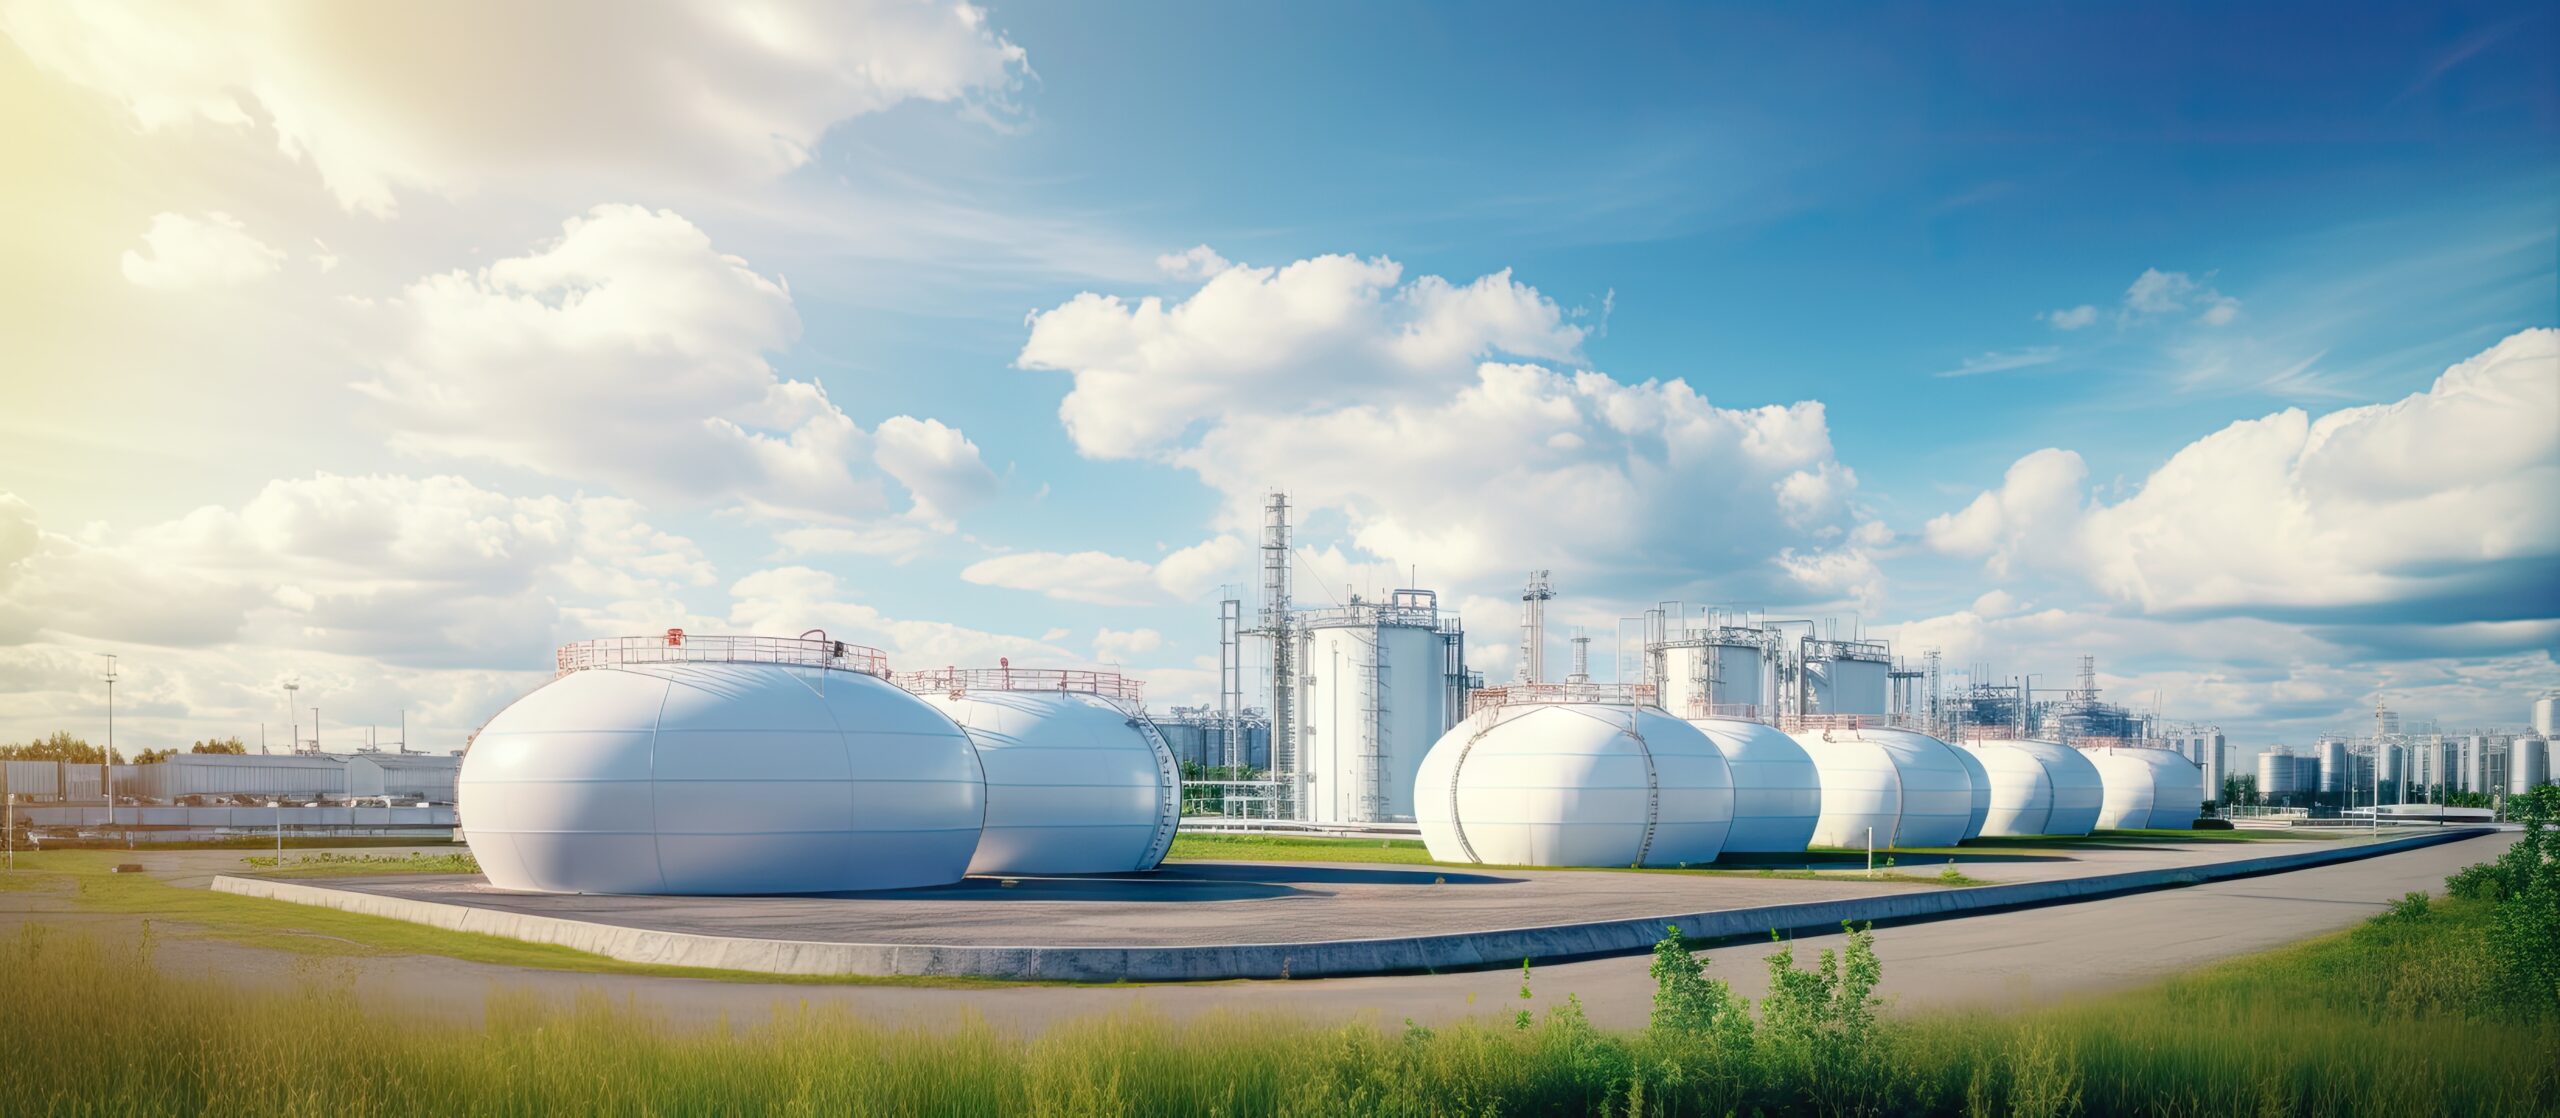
[1217, 596, 1243, 769]
[1566, 629, 1591, 684]
[1256, 492, 1297, 810]
[1924, 648, 1943, 737]
[1517, 569, 1554, 683]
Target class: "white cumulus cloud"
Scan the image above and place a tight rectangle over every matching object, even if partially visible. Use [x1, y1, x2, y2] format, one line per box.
[2, 0, 1030, 215]
[1930, 329, 2559, 623]
[357, 204, 995, 523]
[119, 211, 283, 289]
[1019, 254, 1874, 603]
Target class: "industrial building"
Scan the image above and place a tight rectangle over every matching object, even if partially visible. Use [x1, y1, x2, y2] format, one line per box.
[1152, 706, 1269, 769]
[3, 750, 458, 806]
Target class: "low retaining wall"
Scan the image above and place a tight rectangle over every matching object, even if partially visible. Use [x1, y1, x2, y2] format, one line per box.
[215, 827, 2492, 983]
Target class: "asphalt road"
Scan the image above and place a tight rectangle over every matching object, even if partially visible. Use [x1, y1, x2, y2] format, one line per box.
[14, 828, 2507, 1035]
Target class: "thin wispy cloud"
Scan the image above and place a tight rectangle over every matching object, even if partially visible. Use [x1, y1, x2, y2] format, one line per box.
[1936, 346, 2063, 378]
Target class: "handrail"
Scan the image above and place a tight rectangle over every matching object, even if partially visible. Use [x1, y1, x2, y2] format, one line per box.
[1466, 682, 1657, 715]
[894, 667, 1146, 703]
[1683, 701, 1765, 722]
[555, 633, 888, 678]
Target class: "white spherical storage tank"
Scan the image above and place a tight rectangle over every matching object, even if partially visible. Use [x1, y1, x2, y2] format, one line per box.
[1416, 686, 1735, 867]
[459, 634, 985, 895]
[1959, 739, 2104, 837]
[900, 666, 1180, 875]
[2086, 746, 2207, 830]
[1947, 743, 1993, 842]
[1788, 722, 1976, 848]
[1686, 717, 1819, 853]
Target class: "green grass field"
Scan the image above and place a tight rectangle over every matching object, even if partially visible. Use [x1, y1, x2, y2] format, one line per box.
[0, 850, 1037, 987]
[0, 878, 2546, 1114]
[235, 850, 484, 878]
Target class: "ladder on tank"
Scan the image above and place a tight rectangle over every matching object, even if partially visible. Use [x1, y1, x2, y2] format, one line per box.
[1129, 712, 1184, 869]
[1360, 624, 1391, 823]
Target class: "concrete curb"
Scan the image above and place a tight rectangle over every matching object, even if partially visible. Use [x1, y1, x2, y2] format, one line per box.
[214, 827, 2492, 983]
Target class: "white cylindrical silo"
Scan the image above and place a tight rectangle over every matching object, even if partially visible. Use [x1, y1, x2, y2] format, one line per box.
[2086, 746, 2206, 830]
[1652, 630, 1770, 719]
[1789, 723, 1974, 848]
[2510, 739, 2549, 795]
[1417, 691, 1734, 867]
[1687, 717, 1819, 853]
[460, 635, 985, 895]
[1297, 595, 1463, 825]
[903, 668, 1180, 875]
[1960, 739, 2103, 837]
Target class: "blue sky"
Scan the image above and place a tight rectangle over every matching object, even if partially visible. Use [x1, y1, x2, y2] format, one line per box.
[0, 0, 2552, 760]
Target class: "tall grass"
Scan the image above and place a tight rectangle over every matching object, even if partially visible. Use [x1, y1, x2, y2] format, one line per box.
[4, 895, 2550, 1116]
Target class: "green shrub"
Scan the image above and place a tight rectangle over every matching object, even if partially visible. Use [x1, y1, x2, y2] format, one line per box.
[2191, 816, 2235, 830]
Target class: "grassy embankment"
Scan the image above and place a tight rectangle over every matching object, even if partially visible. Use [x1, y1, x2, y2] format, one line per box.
[0, 850, 1027, 987]
[1, 882, 2547, 1114]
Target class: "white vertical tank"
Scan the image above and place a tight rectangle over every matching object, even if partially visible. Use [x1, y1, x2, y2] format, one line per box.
[1959, 739, 2103, 836]
[460, 635, 985, 895]
[1297, 592, 1463, 824]
[1800, 639, 1892, 716]
[1788, 722, 1974, 848]
[2510, 739, 2549, 795]
[1687, 717, 1819, 853]
[901, 667, 1180, 875]
[1416, 686, 1734, 867]
[2086, 746, 2205, 830]
[1651, 631, 1769, 719]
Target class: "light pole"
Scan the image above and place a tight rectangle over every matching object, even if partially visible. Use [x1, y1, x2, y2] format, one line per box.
[284, 679, 301, 753]
[101, 654, 117, 834]
[311, 708, 320, 754]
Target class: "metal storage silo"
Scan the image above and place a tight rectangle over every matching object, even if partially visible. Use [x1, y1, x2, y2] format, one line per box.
[1651, 628, 1771, 719]
[2510, 739, 2549, 795]
[1960, 739, 2103, 836]
[1800, 639, 1891, 716]
[1295, 590, 1465, 824]
[1686, 716, 1819, 853]
[2086, 746, 2205, 830]
[1416, 684, 1734, 867]
[459, 634, 984, 895]
[1788, 721, 1974, 848]
[901, 666, 1179, 875]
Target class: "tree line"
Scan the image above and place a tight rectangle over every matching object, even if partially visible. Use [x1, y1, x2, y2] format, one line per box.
[0, 732, 248, 766]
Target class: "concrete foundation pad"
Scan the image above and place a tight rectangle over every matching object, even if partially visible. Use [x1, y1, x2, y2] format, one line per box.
[213, 828, 2488, 982]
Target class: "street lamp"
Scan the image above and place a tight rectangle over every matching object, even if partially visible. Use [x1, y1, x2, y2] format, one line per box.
[101, 654, 117, 834]
[284, 679, 300, 753]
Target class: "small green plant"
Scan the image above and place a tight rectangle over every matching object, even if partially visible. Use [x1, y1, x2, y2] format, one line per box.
[2384, 891, 2431, 922]
[1515, 956, 1534, 1031]
[1647, 924, 1750, 1047]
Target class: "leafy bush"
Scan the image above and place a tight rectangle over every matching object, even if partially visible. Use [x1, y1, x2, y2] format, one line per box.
[2191, 816, 2235, 830]
[2443, 785, 2560, 1018]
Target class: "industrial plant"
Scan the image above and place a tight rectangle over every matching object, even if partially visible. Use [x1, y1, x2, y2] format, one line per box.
[7, 492, 2550, 888]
